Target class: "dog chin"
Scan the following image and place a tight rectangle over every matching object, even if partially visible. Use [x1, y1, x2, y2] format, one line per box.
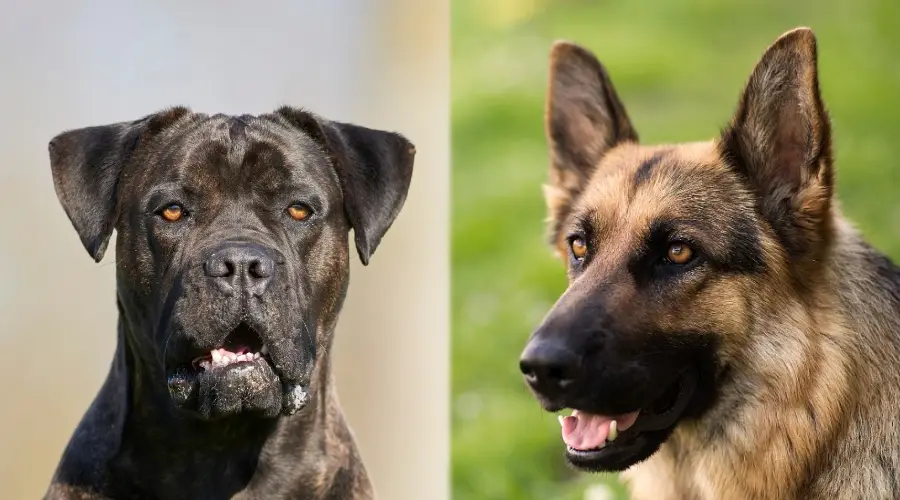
[166, 357, 310, 420]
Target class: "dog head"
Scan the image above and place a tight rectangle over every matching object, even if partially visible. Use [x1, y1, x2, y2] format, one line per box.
[49, 107, 415, 420]
[520, 27, 834, 471]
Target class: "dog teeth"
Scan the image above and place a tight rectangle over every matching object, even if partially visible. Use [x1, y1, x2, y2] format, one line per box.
[261, 344, 269, 355]
[558, 415, 564, 427]
[608, 420, 618, 442]
[198, 349, 264, 371]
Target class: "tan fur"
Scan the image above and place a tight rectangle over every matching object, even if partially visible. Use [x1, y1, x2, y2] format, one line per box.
[542, 27, 900, 499]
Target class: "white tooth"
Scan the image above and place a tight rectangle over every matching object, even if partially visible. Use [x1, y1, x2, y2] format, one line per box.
[253, 353, 261, 359]
[199, 361, 210, 371]
[261, 345, 269, 355]
[211, 350, 222, 362]
[608, 420, 618, 442]
[558, 415, 564, 427]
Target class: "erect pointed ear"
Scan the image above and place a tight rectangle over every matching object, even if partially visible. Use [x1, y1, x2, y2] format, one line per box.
[275, 107, 416, 265]
[719, 27, 833, 258]
[48, 107, 191, 262]
[544, 41, 638, 244]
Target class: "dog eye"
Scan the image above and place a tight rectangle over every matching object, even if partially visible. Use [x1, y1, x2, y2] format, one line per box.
[570, 237, 588, 260]
[159, 204, 185, 222]
[287, 204, 313, 221]
[665, 242, 694, 265]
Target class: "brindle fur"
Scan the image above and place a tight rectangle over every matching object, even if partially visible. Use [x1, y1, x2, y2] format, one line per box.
[533, 28, 900, 499]
[45, 107, 415, 499]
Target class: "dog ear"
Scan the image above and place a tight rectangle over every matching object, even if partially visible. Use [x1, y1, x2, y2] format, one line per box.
[48, 107, 191, 262]
[545, 41, 638, 245]
[719, 27, 833, 259]
[276, 107, 416, 265]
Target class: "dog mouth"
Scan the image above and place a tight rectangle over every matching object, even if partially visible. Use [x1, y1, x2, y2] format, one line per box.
[166, 320, 313, 419]
[560, 370, 697, 464]
[190, 322, 269, 372]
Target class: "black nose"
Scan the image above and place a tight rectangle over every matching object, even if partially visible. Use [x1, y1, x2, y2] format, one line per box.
[519, 339, 581, 397]
[204, 244, 275, 294]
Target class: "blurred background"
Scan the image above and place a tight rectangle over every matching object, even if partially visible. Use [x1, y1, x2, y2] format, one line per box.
[0, 1, 448, 499]
[452, 1, 900, 498]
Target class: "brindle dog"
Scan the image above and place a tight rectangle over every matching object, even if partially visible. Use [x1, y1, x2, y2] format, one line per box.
[45, 107, 415, 499]
[520, 28, 900, 499]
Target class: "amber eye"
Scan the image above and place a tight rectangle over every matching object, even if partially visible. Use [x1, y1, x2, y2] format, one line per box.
[666, 242, 694, 265]
[160, 204, 184, 222]
[287, 204, 312, 221]
[570, 237, 588, 260]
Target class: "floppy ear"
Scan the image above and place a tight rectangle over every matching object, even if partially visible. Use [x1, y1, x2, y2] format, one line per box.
[719, 27, 833, 259]
[48, 107, 191, 262]
[545, 41, 638, 245]
[275, 107, 416, 265]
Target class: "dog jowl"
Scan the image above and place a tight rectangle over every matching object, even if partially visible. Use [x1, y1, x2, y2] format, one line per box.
[47, 107, 414, 499]
[520, 28, 900, 499]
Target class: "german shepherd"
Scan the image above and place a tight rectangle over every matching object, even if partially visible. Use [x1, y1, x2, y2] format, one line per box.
[518, 27, 900, 499]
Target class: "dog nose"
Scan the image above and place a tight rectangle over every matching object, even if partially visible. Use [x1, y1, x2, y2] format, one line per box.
[519, 340, 581, 396]
[204, 244, 275, 293]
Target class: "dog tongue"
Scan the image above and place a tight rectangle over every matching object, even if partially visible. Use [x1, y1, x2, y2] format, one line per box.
[561, 410, 641, 450]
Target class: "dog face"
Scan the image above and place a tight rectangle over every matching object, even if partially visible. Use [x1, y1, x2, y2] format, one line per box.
[520, 28, 834, 471]
[49, 107, 415, 420]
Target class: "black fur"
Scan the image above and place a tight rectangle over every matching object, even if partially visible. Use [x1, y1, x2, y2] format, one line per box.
[631, 150, 668, 189]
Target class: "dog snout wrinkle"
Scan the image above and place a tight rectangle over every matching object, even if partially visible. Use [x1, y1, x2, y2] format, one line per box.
[204, 243, 276, 295]
[520, 339, 582, 397]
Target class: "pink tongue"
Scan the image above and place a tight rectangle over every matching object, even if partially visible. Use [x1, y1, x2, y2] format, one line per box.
[561, 410, 640, 450]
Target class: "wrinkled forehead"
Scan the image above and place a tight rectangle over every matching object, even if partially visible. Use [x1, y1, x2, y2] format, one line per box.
[128, 113, 337, 198]
[570, 142, 757, 241]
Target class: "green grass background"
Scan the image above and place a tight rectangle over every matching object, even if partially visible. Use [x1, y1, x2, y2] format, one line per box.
[451, 0, 900, 498]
